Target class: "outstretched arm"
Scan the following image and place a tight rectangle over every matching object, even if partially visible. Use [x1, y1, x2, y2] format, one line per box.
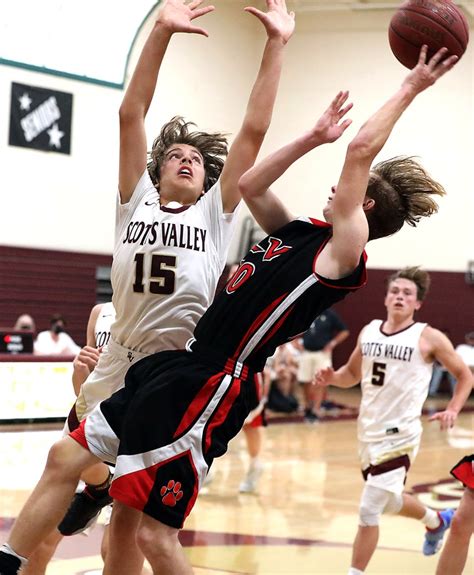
[239, 91, 353, 234]
[427, 328, 474, 430]
[220, 0, 295, 213]
[325, 46, 458, 276]
[119, 0, 215, 203]
[314, 333, 363, 389]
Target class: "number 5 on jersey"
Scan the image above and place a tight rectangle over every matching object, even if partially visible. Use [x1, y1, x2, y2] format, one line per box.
[371, 362, 386, 386]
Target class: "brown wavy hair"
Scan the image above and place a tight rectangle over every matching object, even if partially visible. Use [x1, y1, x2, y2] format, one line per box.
[386, 266, 431, 301]
[147, 116, 228, 192]
[365, 156, 446, 241]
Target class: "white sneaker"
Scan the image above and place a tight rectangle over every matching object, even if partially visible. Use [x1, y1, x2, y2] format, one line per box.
[239, 460, 264, 493]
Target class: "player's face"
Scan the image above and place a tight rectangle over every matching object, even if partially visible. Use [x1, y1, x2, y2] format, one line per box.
[322, 186, 336, 222]
[159, 144, 206, 205]
[384, 278, 421, 318]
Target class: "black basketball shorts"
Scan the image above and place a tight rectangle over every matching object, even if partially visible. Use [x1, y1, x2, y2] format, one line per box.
[70, 349, 258, 528]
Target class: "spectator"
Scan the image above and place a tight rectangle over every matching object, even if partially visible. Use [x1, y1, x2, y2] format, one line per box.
[34, 314, 80, 356]
[298, 308, 349, 422]
[267, 342, 300, 414]
[13, 314, 36, 333]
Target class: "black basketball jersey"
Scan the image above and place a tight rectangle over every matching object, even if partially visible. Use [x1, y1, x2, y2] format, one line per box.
[190, 217, 367, 372]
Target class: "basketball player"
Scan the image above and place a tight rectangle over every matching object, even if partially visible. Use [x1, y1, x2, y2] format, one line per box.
[22, 301, 115, 575]
[314, 267, 474, 575]
[435, 454, 474, 575]
[0, 1, 295, 573]
[0, 45, 458, 575]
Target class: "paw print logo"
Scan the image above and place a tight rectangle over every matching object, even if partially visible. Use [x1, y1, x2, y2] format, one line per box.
[160, 480, 184, 507]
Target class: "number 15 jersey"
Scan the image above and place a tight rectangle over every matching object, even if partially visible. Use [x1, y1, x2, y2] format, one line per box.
[358, 320, 433, 443]
[111, 170, 237, 354]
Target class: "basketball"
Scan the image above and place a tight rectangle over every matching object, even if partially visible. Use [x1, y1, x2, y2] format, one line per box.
[389, 1, 469, 69]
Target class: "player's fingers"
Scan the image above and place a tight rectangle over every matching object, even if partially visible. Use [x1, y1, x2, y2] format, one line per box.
[186, 24, 210, 36]
[417, 44, 428, 65]
[190, 6, 215, 19]
[188, 0, 205, 10]
[437, 54, 459, 74]
[340, 118, 353, 131]
[244, 6, 267, 20]
[428, 46, 449, 65]
[339, 102, 353, 118]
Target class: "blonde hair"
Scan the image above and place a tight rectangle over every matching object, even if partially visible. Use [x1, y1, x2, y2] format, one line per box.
[366, 156, 446, 241]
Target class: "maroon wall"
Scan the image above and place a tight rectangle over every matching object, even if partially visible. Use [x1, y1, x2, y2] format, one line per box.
[0, 247, 472, 354]
[0, 245, 112, 346]
[332, 268, 474, 369]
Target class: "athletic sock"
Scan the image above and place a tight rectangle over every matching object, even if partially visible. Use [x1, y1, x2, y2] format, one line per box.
[85, 471, 113, 499]
[348, 568, 364, 575]
[249, 457, 261, 470]
[0, 544, 28, 574]
[421, 508, 441, 530]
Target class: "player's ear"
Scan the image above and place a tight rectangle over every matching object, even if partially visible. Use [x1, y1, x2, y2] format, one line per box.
[362, 197, 375, 212]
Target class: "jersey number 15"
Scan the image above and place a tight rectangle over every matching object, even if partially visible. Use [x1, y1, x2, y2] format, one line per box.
[133, 253, 176, 295]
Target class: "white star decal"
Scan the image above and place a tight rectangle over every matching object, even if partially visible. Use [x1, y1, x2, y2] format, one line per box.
[18, 92, 32, 111]
[47, 123, 65, 149]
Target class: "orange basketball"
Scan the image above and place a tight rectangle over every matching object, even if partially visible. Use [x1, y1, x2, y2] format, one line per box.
[389, 0, 469, 69]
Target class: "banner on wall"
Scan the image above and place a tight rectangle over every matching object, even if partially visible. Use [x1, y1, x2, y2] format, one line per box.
[9, 82, 73, 155]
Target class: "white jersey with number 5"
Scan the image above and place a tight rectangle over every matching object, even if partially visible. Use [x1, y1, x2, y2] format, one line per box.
[111, 169, 237, 354]
[358, 320, 433, 443]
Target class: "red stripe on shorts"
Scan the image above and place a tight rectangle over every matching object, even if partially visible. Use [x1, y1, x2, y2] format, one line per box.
[110, 449, 200, 526]
[204, 377, 242, 454]
[451, 455, 474, 489]
[173, 371, 225, 439]
[69, 419, 89, 450]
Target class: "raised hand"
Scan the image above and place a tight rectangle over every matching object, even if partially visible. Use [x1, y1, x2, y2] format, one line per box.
[156, 0, 215, 37]
[311, 91, 353, 145]
[403, 45, 458, 94]
[244, 0, 295, 44]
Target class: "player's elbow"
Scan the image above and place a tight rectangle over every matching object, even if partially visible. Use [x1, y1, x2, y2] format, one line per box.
[242, 116, 269, 142]
[238, 173, 258, 200]
[119, 100, 146, 126]
[347, 134, 377, 161]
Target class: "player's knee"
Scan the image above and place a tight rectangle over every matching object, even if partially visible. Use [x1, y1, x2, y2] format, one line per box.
[46, 439, 73, 473]
[136, 521, 179, 561]
[46, 438, 89, 479]
[359, 484, 391, 527]
[449, 510, 472, 539]
[383, 491, 403, 515]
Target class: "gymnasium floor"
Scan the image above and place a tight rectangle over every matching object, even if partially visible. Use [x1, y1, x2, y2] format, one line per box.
[1, 388, 473, 575]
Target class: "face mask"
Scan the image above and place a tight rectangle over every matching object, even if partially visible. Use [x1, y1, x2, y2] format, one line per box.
[52, 324, 64, 334]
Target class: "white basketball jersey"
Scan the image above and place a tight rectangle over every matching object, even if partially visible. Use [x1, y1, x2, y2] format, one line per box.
[94, 301, 116, 349]
[111, 169, 237, 354]
[358, 320, 433, 442]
